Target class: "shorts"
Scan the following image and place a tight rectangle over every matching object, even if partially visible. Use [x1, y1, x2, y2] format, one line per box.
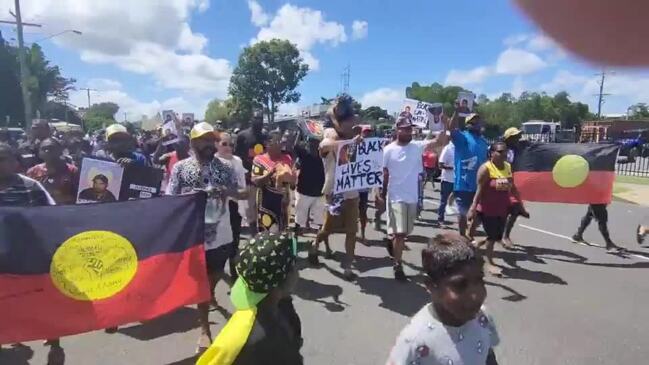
[205, 244, 235, 274]
[387, 202, 418, 236]
[454, 191, 476, 216]
[480, 214, 506, 241]
[359, 191, 369, 217]
[295, 192, 325, 227]
[321, 197, 359, 235]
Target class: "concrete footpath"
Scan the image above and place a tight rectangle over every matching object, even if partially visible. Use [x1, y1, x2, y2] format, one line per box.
[613, 182, 649, 206]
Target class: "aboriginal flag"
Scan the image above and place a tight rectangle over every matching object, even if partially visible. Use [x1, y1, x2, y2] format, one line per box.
[0, 193, 210, 344]
[512, 143, 619, 204]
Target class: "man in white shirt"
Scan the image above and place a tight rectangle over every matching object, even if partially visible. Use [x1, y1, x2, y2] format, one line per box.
[437, 142, 455, 223]
[378, 117, 448, 280]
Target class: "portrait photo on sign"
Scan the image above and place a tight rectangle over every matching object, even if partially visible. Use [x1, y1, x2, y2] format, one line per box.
[77, 158, 123, 204]
[456, 91, 475, 117]
[181, 113, 195, 126]
[401, 98, 435, 128]
[426, 103, 444, 131]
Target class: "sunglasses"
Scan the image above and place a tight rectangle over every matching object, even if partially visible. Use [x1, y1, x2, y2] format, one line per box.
[219, 141, 234, 147]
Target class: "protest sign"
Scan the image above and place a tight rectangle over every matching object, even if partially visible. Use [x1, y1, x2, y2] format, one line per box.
[334, 138, 386, 194]
[120, 164, 164, 200]
[297, 118, 324, 140]
[401, 98, 435, 128]
[161, 110, 179, 145]
[181, 113, 195, 127]
[77, 158, 123, 204]
[427, 103, 444, 132]
[456, 91, 475, 117]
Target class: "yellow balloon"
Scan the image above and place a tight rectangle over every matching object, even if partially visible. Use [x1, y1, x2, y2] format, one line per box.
[253, 144, 264, 155]
[552, 155, 589, 188]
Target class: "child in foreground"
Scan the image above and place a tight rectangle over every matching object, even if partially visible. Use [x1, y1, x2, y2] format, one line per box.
[386, 232, 499, 365]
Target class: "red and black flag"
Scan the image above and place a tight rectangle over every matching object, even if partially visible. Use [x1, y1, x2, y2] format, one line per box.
[512, 143, 619, 204]
[0, 193, 210, 344]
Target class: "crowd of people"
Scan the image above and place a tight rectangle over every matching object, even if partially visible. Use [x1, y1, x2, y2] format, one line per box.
[0, 93, 644, 365]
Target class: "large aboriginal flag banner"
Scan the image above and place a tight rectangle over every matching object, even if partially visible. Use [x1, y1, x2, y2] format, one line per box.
[0, 193, 210, 344]
[512, 143, 619, 204]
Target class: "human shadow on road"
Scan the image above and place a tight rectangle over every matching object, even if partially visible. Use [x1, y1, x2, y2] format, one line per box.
[0, 344, 34, 365]
[294, 277, 347, 312]
[492, 248, 568, 285]
[117, 307, 201, 341]
[355, 275, 429, 317]
[485, 280, 528, 302]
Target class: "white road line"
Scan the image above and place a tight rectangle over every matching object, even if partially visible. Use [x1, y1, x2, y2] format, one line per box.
[519, 224, 649, 261]
[424, 198, 440, 206]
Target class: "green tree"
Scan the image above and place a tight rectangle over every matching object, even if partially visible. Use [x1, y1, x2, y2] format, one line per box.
[362, 106, 390, 121]
[42, 101, 82, 125]
[406, 82, 467, 114]
[229, 39, 308, 124]
[204, 98, 253, 129]
[628, 103, 649, 118]
[84, 102, 119, 132]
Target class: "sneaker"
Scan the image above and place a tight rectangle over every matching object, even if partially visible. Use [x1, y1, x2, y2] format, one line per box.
[571, 234, 584, 243]
[606, 244, 624, 253]
[394, 265, 407, 281]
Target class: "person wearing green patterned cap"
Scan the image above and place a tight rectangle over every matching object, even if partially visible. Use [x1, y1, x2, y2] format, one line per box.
[197, 231, 303, 365]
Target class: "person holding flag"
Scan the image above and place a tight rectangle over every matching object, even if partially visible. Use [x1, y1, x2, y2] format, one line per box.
[196, 231, 303, 365]
[167, 122, 240, 354]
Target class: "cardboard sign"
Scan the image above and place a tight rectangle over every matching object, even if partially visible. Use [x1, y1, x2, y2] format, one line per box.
[456, 91, 475, 117]
[120, 164, 164, 200]
[77, 158, 123, 204]
[77, 158, 163, 203]
[401, 98, 435, 128]
[334, 138, 387, 194]
[181, 113, 195, 127]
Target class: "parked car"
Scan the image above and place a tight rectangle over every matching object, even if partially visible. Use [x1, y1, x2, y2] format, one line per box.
[616, 129, 649, 160]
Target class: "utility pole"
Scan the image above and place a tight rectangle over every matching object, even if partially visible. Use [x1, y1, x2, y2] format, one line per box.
[595, 69, 612, 119]
[5, 0, 43, 131]
[79, 88, 98, 108]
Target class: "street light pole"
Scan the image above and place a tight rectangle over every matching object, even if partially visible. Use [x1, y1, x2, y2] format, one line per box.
[14, 0, 32, 130]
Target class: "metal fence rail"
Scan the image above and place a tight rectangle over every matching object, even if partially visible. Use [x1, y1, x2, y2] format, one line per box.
[616, 156, 649, 177]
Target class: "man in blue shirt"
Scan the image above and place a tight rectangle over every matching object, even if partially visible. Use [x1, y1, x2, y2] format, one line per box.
[450, 113, 488, 237]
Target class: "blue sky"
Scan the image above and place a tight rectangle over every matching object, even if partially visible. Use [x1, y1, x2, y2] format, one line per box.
[2, 0, 648, 120]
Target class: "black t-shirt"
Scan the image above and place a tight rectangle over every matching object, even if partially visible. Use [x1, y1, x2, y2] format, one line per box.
[294, 145, 324, 197]
[235, 128, 268, 172]
[234, 298, 303, 365]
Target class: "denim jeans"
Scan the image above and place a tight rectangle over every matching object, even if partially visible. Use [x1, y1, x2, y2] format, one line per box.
[438, 181, 454, 221]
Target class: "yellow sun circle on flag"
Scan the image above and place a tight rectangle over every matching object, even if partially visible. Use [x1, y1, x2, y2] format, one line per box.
[253, 144, 264, 155]
[261, 214, 272, 228]
[552, 154, 589, 188]
[50, 231, 138, 301]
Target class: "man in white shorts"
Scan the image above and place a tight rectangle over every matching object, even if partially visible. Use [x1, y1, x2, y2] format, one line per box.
[378, 117, 448, 281]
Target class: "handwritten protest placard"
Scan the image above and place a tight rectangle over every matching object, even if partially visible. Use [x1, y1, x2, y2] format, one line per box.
[334, 138, 387, 194]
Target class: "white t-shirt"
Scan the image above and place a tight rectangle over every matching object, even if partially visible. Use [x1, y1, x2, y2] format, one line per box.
[383, 140, 427, 204]
[439, 143, 455, 183]
[218, 154, 247, 192]
[387, 304, 499, 365]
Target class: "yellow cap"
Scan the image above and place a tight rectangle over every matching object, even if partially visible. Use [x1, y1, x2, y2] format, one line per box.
[105, 124, 129, 139]
[190, 122, 215, 140]
[465, 113, 480, 124]
[504, 127, 522, 140]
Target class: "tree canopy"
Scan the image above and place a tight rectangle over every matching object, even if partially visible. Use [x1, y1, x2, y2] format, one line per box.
[0, 33, 75, 127]
[84, 102, 119, 132]
[229, 39, 308, 124]
[204, 98, 253, 129]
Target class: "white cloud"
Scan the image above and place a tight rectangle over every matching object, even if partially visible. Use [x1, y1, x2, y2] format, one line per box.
[247, 0, 269, 26]
[527, 34, 556, 52]
[351, 20, 368, 40]
[250, 3, 347, 71]
[1, 0, 231, 95]
[539, 70, 589, 93]
[359, 87, 403, 113]
[503, 34, 529, 47]
[496, 48, 547, 75]
[511, 76, 525, 98]
[69, 80, 209, 120]
[445, 66, 492, 86]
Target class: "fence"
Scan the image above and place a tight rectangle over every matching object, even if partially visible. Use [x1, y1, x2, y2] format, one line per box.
[616, 156, 649, 177]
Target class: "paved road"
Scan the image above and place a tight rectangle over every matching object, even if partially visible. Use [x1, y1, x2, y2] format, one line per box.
[3, 188, 649, 365]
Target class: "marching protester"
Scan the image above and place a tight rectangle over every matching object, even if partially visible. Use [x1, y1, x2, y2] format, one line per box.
[501, 127, 529, 248]
[387, 232, 499, 365]
[309, 95, 361, 280]
[166, 122, 240, 354]
[468, 142, 527, 276]
[437, 142, 455, 224]
[18, 119, 52, 170]
[251, 130, 295, 233]
[95, 124, 149, 166]
[572, 204, 623, 253]
[354, 125, 371, 243]
[449, 113, 488, 239]
[26, 138, 78, 205]
[422, 144, 438, 193]
[293, 133, 329, 254]
[197, 232, 303, 365]
[216, 132, 248, 280]
[378, 116, 448, 280]
[156, 135, 190, 184]
[236, 110, 269, 230]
